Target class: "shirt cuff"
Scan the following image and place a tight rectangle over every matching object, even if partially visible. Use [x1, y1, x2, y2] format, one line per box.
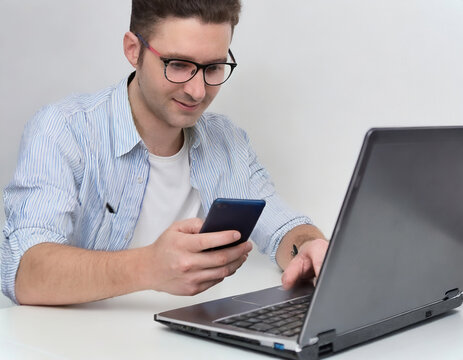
[1, 228, 67, 304]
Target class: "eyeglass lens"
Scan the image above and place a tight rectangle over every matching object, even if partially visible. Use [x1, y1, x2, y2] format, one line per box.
[166, 61, 233, 85]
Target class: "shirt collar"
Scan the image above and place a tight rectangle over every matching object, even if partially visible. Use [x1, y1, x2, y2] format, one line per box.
[111, 72, 204, 157]
[185, 122, 201, 150]
[111, 72, 142, 158]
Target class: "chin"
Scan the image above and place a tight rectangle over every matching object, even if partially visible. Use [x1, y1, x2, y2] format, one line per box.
[168, 117, 200, 129]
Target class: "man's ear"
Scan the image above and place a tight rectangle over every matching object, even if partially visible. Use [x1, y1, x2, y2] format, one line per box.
[123, 31, 141, 68]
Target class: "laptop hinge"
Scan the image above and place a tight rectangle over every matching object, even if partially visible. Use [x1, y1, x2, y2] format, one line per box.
[316, 329, 336, 356]
[444, 288, 460, 300]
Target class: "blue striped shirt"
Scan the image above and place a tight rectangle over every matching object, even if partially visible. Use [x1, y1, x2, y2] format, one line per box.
[1, 74, 312, 303]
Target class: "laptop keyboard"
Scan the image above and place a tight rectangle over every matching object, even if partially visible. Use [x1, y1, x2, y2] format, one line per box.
[217, 295, 312, 337]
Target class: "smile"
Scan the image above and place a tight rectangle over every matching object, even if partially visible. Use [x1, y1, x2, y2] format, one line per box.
[173, 99, 200, 111]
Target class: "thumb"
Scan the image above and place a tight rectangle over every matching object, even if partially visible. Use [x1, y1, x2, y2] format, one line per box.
[173, 217, 204, 234]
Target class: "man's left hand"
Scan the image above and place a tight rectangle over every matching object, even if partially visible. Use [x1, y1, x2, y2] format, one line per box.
[275, 224, 328, 290]
[281, 238, 328, 290]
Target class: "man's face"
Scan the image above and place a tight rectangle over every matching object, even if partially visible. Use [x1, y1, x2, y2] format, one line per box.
[134, 17, 233, 130]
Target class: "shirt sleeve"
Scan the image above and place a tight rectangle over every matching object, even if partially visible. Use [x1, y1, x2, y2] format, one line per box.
[245, 132, 313, 262]
[1, 106, 82, 303]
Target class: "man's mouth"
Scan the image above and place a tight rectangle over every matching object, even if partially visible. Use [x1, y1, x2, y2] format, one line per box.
[173, 99, 200, 111]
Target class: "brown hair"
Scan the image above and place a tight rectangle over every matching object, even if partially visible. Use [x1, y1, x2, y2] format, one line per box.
[130, 0, 241, 62]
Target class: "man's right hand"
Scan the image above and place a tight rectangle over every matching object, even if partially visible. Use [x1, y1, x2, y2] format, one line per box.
[15, 218, 252, 305]
[141, 218, 253, 296]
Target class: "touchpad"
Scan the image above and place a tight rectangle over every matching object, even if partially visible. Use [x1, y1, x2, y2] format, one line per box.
[232, 285, 314, 307]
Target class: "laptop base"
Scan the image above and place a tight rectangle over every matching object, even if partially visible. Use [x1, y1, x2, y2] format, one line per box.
[158, 293, 462, 359]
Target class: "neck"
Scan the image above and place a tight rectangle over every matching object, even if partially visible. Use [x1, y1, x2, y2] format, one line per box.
[128, 75, 184, 157]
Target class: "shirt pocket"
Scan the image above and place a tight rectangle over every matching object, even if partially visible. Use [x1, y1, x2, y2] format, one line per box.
[93, 207, 116, 250]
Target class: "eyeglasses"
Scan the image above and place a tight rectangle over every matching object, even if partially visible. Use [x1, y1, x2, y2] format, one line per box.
[135, 33, 237, 86]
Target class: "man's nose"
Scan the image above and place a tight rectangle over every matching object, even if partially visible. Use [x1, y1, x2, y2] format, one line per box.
[183, 69, 206, 101]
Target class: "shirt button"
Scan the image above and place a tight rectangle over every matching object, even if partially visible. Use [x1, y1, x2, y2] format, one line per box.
[137, 177, 144, 184]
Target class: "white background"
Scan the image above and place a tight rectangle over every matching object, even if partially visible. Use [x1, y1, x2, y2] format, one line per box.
[1, 0, 462, 298]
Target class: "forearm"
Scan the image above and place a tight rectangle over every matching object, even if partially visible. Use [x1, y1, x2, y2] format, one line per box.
[275, 224, 326, 270]
[15, 242, 148, 305]
[14, 218, 254, 305]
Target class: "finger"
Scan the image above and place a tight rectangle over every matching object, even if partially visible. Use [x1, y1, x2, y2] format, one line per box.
[301, 239, 328, 277]
[172, 217, 204, 235]
[193, 255, 248, 284]
[194, 241, 252, 268]
[281, 256, 306, 290]
[312, 259, 324, 278]
[187, 230, 242, 252]
[189, 279, 224, 296]
[171, 241, 252, 274]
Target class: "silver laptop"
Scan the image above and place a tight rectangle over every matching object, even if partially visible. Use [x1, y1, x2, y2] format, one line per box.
[155, 127, 463, 359]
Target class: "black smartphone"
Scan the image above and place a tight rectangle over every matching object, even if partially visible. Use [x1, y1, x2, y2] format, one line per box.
[200, 198, 266, 251]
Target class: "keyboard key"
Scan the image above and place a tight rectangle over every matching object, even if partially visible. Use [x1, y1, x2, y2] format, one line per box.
[249, 323, 274, 332]
[272, 319, 292, 327]
[269, 316, 284, 322]
[279, 320, 304, 333]
[256, 315, 269, 320]
[289, 297, 311, 305]
[282, 329, 299, 337]
[233, 321, 253, 328]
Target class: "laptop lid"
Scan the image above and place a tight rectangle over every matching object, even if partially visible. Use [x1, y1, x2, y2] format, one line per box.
[299, 126, 463, 347]
[155, 127, 463, 358]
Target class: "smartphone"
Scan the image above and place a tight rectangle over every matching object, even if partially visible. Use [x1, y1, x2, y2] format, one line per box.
[200, 198, 266, 251]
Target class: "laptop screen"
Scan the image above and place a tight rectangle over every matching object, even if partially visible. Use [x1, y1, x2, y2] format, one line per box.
[302, 127, 463, 341]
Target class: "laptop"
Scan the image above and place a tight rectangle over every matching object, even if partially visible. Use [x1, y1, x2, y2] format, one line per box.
[155, 127, 463, 359]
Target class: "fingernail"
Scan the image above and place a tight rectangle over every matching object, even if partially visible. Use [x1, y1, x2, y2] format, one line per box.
[233, 232, 241, 240]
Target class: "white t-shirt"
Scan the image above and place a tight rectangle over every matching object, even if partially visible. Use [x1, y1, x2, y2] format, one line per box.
[129, 136, 202, 248]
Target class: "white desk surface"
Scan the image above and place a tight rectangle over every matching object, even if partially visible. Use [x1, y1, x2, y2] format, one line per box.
[0, 249, 462, 360]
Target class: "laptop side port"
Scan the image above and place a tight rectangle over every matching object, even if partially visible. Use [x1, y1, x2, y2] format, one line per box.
[216, 332, 260, 345]
[273, 343, 285, 350]
[318, 343, 333, 356]
[197, 329, 211, 337]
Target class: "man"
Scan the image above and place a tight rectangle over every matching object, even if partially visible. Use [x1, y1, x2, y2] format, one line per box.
[1, 0, 328, 305]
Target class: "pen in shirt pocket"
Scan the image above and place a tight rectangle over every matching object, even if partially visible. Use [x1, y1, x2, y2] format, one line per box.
[106, 203, 115, 214]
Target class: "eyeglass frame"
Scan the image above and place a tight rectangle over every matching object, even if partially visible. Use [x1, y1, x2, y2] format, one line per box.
[135, 33, 238, 86]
